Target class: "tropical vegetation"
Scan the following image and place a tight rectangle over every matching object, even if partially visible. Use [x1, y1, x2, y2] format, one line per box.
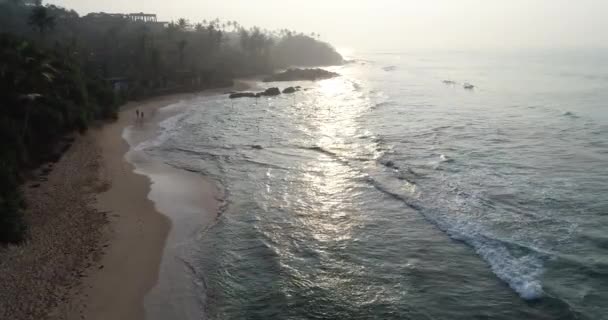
[0, 0, 343, 243]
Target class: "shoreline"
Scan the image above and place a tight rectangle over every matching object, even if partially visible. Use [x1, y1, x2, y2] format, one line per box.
[69, 93, 188, 320]
[0, 84, 246, 320]
[74, 89, 227, 319]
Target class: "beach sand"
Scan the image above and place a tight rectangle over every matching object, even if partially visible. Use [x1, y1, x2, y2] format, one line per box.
[0, 132, 108, 320]
[0, 84, 247, 320]
[71, 92, 221, 320]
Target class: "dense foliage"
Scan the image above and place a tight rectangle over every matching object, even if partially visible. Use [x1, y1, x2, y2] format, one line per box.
[0, 0, 343, 243]
[0, 33, 120, 242]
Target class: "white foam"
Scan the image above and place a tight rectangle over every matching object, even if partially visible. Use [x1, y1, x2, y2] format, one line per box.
[470, 237, 544, 300]
[366, 168, 546, 301]
[122, 100, 191, 151]
[135, 112, 187, 152]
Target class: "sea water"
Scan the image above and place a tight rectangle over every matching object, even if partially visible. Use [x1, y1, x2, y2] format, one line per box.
[140, 49, 608, 319]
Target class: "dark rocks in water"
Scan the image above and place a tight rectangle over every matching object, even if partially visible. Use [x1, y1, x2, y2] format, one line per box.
[263, 68, 339, 82]
[229, 92, 257, 99]
[251, 145, 264, 150]
[383, 160, 399, 169]
[383, 66, 397, 72]
[29, 183, 41, 189]
[260, 87, 281, 96]
[282, 87, 297, 94]
[228, 87, 293, 99]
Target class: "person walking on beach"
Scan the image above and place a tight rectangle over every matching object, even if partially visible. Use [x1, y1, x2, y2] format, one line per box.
[136, 109, 140, 119]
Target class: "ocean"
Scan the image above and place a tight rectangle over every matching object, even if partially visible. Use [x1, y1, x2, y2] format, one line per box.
[132, 50, 608, 319]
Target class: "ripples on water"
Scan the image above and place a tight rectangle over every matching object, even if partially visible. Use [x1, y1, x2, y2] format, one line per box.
[143, 51, 608, 319]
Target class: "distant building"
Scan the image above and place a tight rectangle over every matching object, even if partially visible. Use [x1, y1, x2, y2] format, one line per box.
[127, 13, 157, 23]
[84, 12, 168, 31]
[85, 12, 160, 23]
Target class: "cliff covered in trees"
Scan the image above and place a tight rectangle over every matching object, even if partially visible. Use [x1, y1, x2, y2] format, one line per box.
[0, 0, 343, 243]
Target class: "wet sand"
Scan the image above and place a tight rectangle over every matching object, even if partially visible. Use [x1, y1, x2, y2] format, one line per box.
[0, 84, 248, 320]
[73, 91, 224, 320]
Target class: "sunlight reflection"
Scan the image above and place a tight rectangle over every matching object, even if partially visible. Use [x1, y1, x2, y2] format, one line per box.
[299, 160, 359, 243]
[318, 78, 346, 96]
[292, 79, 368, 243]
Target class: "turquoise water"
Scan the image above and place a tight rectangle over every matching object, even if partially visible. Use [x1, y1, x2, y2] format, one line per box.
[144, 50, 608, 319]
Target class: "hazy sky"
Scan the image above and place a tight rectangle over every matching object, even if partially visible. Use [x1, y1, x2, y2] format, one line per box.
[47, 0, 608, 52]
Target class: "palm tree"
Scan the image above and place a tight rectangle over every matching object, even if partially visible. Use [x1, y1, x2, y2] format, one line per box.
[28, 5, 55, 38]
[166, 22, 178, 40]
[177, 18, 189, 31]
[177, 39, 188, 67]
[1, 40, 56, 142]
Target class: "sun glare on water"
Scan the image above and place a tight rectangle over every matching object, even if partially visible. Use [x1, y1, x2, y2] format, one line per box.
[318, 78, 347, 96]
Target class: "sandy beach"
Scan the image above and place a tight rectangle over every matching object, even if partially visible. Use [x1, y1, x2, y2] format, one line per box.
[72, 91, 227, 320]
[0, 130, 108, 320]
[70, 94, 189, 320]
[0, 88, 231, 320]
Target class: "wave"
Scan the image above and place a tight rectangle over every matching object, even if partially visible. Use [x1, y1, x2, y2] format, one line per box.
[365, 170, 546, 300]
[562, 111, 579, 118]
[132, 107, 190, 152]
[292, 138, 548, 301]
[372, 101, 393, 110]
[148, 96, 552, 303]
[439, 154, 454, 163]
[300, 145, 342, 159]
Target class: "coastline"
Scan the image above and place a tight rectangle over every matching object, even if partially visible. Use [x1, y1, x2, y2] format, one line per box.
[73, 89, 227, 320]
[0, 81, 250, 320]
[0, 89, 228, 320]
[68, 93, 190, 320]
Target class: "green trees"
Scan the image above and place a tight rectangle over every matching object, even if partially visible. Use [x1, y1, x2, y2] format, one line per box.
[0, 1, 343, 244]
[0, 34, 119, 243]
[28, 4, 55, 37]
[271, 34, 343, 67]
[177, 39, 188, 67]
[177, 18, 189, 31]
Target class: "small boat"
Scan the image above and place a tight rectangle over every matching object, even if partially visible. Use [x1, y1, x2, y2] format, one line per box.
[463, 83, 475, 89]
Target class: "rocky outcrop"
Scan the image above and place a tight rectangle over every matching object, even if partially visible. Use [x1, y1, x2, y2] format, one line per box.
[263, 68, 339, 82]
[229, 92, 257, 99]
[260, 87, 281, 96]
[228, 87, 285, 99]
[282, 87, 297, 94]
